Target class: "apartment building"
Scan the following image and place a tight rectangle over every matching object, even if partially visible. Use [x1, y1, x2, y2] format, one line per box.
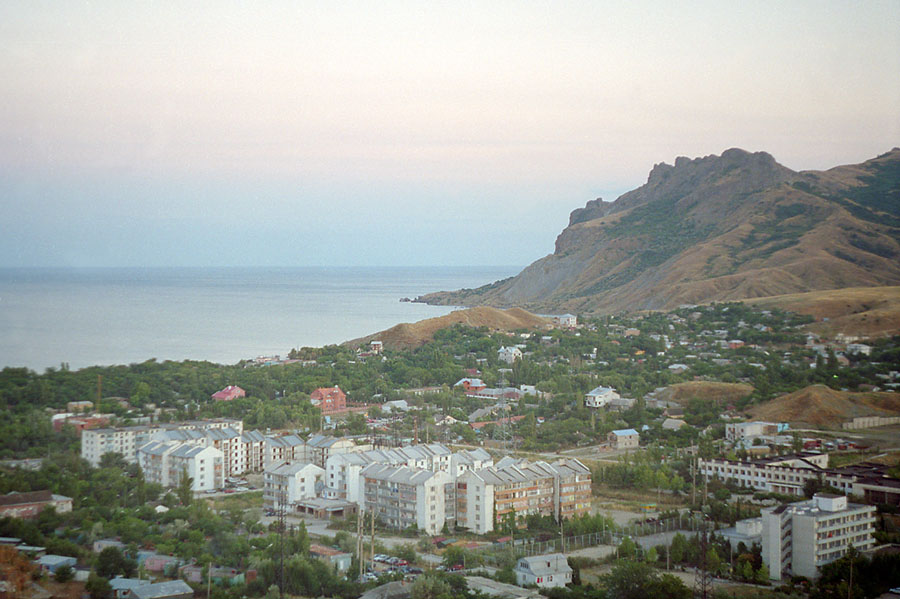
[456, 458, 591, 534]
[699, 454, 900, 505]
[264, 434, 307, 467]
[360, 464, 451, 535]
[725, 421, 789, 442]
[138, 441, 224, 492]
[80, 419, 242, 467]
[761, 493, 875, 580]
[305, 435, 360, 468]
[608, 428, 639, 450]
[263, 461, 325, 510]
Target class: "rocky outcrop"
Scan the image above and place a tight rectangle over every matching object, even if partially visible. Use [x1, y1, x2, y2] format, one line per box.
[418, 148, 900, 314]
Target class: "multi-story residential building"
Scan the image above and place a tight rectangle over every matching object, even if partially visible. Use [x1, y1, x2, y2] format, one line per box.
[456, 459, 591, 534]
[138, 441, 224, 492]
[263, 461, 325, 510]
[360, 464, 450, 535]
[450, 448, 493, 478]
[82, 426, 164, 467]
[584, 386, 619, 408]
[305, 435, 359, 468]
[167, 445, 224, 492]
[761, 493, 875, 580]
[326, 443, 460, 502]
[81, 419, 242, 467]
[699, 454, 900, 506]
[264, 434, 307, 467]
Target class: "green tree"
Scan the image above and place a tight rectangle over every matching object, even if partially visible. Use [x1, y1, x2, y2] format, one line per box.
[411, 573, 452, 599]
[669, 533, 687, 564]
[54, 563, 74, 583]
[85, 572, 112, 599]
[177, 468, 193, 506]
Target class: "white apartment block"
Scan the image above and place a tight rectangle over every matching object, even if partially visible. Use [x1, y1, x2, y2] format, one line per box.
[699, 453, 842, 496]
[80, 419, 242, 467]
[360, 464, 451, 535]
[584, 386, 619, 408]
[264, 434, 307, 467]
[761, 493, 875, 580]
[263, 461, 325, 510]
[138, 441, 224, 492]
[305, 435, 362, 468]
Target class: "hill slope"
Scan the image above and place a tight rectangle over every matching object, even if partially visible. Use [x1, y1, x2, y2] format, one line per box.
[749, 384, 900, 429]
[345, 306, 550, 351]
[419, 148, 900, 314]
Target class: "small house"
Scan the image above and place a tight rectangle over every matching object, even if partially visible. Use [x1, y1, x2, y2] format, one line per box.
[608, 429, 640, 450]
[514, 553, 572, 588]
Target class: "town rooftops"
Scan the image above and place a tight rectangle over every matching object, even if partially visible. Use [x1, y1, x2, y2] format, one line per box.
[306, 434, 342, 448]
[266, 434, 305, 448]
[361, 463, 440, 486]
[516, 553, 572, 577]
[268, 461, 323, 477]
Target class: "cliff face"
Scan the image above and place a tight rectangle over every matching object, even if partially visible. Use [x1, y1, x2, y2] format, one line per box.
[419, 148, 900, 313]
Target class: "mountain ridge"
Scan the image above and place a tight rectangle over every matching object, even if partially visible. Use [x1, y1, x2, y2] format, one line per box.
[418, 148, 900, 316]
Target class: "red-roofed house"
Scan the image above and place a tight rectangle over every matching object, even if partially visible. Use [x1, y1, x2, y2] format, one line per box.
[0, 490, 73, 519]
[211, 386, 246, 401]
[310, 387, 347, 415]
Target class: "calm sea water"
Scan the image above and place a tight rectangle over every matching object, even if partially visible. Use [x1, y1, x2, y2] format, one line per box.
[0, 267, 518, 371]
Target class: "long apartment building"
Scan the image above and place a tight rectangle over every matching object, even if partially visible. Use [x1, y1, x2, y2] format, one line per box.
[456, 458, 592, 534]
[761, 493, 875, 580]
[699, 453, 900, 505]
[263, 461, 325, 510]
[326, 443, 460, 502]
[80, 419, 242, 467]
[360, 463, 451, 535]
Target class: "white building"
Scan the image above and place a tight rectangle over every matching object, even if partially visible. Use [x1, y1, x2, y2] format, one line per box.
[360, 464, 451, 535]
[514, 554, 572, 588]
[608, 428, 639, 450]
[554, 314, 577, 328]
[584, 386, 619, 409]
[138, 441, 224, 492]
[305, 435, 361, 468]
[725, 421, 788, 442]
[761, 493, 875, 580]
[263, 461, 325, 510]
[264, 434, 307, 467]
[498, 346, 523, 365]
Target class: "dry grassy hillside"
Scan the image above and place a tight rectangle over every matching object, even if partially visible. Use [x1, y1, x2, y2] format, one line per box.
[749, 384, 900, 428]
[346, 306, 550, 350]
[746, 286, 900, 338]
[656, 381, 754, 406]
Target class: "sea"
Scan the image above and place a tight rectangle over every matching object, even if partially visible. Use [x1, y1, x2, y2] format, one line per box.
[0, 266, 519, 372]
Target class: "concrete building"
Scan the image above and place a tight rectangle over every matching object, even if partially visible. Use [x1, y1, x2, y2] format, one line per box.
[138, 441, 224, 492]
[263, 461, 325, 510]
[264, 434, 306, 467]
[725, 421, 789, 442]
[585, 386, 619, 409]
[0, 491, 72, 520]
[514, 553, 572, 588]
[455, 459, 591, 534]
[360, 463, 451, 535]
[761, 493, 875, 580]
[608, 428, 639, 450]
[305, 435, 359, 468]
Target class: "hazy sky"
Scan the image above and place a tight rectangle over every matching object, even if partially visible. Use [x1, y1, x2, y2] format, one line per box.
[2, 1, 898, 267]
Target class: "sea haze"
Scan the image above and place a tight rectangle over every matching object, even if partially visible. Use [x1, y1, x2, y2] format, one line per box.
[0, 266, 518, 371]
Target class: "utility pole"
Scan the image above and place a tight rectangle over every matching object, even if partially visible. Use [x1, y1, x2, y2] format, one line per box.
[278, 486, 286, 598]
[357, 510, 364, 582]
[370, 509, 375, 572]
[693, 528, 713, 599]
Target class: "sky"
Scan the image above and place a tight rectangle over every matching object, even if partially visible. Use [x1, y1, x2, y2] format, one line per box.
[1, 1, 898, 268]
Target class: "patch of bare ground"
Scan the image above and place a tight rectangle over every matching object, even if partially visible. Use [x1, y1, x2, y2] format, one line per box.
[746, 285, 900, 338]
[656, 381, 753, 406]
[748, 384, 900, 429]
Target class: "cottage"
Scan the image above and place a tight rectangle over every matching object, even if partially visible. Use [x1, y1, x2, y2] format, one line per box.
[0, 490, 72, 520]
[584, 386, 619, 409]
[498, 346, 523, 365]
[35, 554, 76, 574]
[514, 553, 572, 588]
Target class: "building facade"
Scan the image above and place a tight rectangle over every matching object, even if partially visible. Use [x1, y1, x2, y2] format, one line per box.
[761, 493, 875, 580]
